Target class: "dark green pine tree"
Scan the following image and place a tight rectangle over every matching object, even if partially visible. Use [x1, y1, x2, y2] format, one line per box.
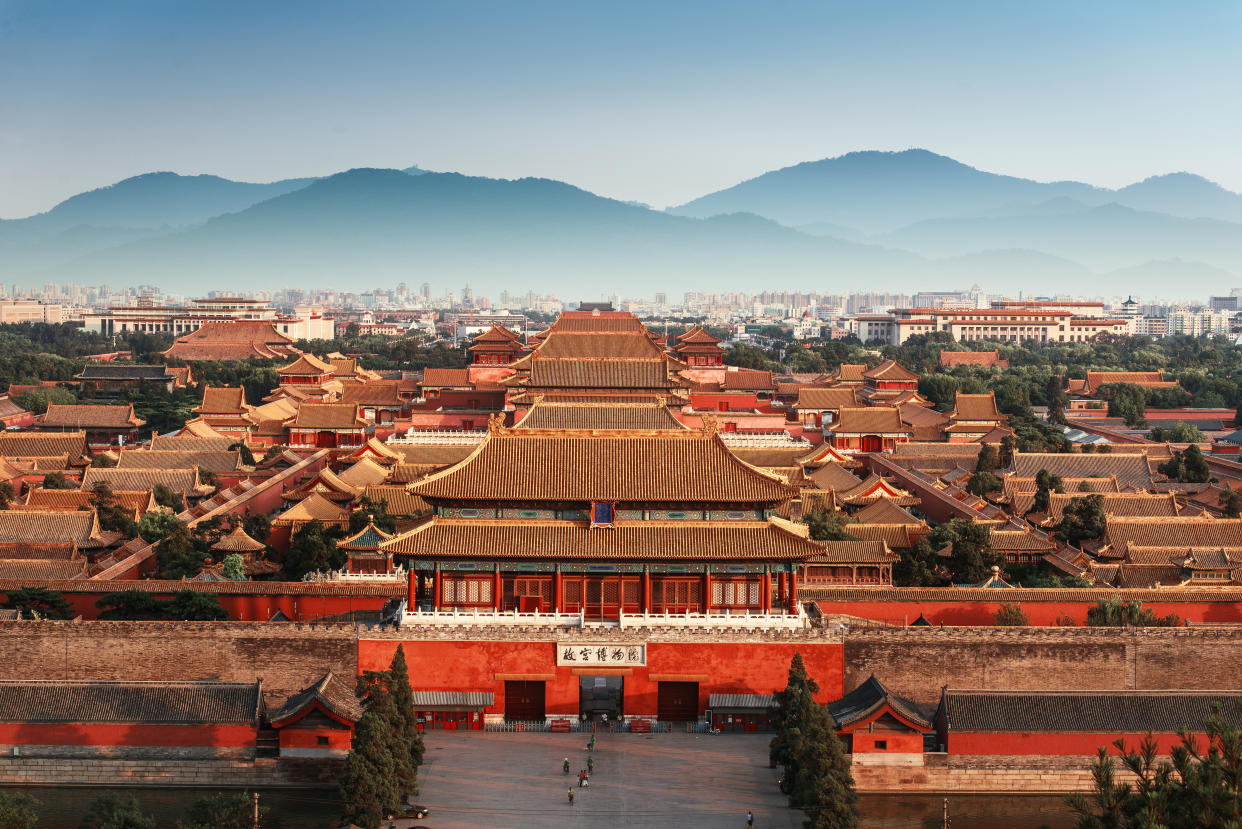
[388, 645, 426, 774]
[340, 680, 401, 829]
[769, 652, 816, 777]
[791, 702, 858, 829]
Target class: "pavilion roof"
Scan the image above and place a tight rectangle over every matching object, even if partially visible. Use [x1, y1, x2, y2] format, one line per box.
[336, 457, 392, 489]
[796, 387, 860, 410]
[720, 369, 774, 391]
[829, 676, 930, 730]
[407, 428, 798, 504]
[863, 360, 919, 382]
[383, 517, 824, 561]
[277, 353, 334, 376]
[210, 525, 267, 553]
[193, 387, 251, 416]
[832, 364, 867, 384]
[284, 403, 366, 430]
[949, 391, 1004, 422]
[338, 519, 394, 552]
[269, 673, 362, 727]
[471, 324, 521, 344]
[162, 321, 297, 361]
[827, 407, 910, 435]
[273, 493, 350, 525]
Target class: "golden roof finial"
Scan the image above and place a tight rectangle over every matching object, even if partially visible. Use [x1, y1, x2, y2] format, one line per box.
[486, 413, 506, 434]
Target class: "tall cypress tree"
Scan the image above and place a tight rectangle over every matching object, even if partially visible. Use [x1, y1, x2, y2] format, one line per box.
[770, 653, 858, 829]
[341, 675, 401, 829]
[388, 645, 426, 772]
[791, 702, 857, 829]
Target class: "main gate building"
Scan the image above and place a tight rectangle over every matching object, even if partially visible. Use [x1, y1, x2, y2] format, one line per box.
[366, 417, 841, 725]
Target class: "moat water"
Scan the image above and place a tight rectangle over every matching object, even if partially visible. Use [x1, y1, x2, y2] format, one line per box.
[13, 788, 1074, 828]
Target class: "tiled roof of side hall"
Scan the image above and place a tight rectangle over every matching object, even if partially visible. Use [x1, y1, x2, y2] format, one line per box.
[1010, 452, 1156, 491]
[41, 404, 144, 428]
[407, 430, 798, 504]
[940, 689, 1242, 734]
[0, 680, 263, 725]
[81, 467, 206, 495]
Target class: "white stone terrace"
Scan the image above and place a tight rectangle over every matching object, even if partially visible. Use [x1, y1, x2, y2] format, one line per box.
[398, 604, 807, 631]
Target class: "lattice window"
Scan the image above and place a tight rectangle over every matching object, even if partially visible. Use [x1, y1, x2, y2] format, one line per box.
[622, 580, 639, 605]
[602, 580, 619, 604]
[564, 580, 582, 603]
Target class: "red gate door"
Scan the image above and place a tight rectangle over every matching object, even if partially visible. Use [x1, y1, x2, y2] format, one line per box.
[657, 681, 699, 722]
[504, 681, 546, 722]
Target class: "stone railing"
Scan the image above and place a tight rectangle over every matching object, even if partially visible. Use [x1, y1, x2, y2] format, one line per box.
[398, 606, 806, 630]
[303, 567, 408, 583]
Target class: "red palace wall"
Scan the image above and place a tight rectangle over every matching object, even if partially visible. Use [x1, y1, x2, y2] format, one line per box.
[358, 638, 844, 718]
[278, 727, 351, 753]
[947, 732, 1191, 756]
[811, 597, 1242, 627]
[0, 723, 257, 748]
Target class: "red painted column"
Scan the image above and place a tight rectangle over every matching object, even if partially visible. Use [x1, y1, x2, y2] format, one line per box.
[407, 566, 417, 607]
[432, 567, 441, 611]
[787, 571, 798, 613]
[494, 567, 502, 611]
[703, 570, 712, 613]
[642, 567, 651, 613]
[777, 572, 787, 608]
[761, 569, 771, 613]
[554, 568, 562, 612]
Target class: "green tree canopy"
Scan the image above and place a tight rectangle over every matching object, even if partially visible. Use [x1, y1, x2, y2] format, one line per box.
[78, 793, 156, 829]
[1053, 494, 1107, 546]
[14, 387, 77, 415]
[284, 520, 345, 580]
[0, 791, 40, 829]
[175, 791, 264, 829]
[96, 590, 165, 621]
[4, 586, 73, 619]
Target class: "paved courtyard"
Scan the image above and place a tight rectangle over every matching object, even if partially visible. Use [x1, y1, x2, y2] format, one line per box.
[414, 731, 800, 828]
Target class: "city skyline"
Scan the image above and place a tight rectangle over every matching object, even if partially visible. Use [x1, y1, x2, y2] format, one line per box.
[2, 0, 1240, 218]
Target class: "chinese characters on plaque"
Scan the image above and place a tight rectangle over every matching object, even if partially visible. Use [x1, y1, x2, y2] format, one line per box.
[556, 643, 646, 666]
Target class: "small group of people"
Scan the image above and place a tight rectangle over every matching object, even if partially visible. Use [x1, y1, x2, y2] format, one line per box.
[565, 740, 599, 804]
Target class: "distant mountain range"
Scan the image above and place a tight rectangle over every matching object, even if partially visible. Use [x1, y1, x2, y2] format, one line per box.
[2, 150, 1239, 298]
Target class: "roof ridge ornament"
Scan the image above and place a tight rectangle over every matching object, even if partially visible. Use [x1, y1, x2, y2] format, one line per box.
[486, 413, 506, 434]
[701, 414, 720, 436]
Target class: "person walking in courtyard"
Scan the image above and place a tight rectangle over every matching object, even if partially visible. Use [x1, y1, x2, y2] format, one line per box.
[587, 756, 594, 775]
[747, 810, 754, 827]
[563, 757, 570, 774]
[588, 734, 596, 751]
[567, 788, 574, 805]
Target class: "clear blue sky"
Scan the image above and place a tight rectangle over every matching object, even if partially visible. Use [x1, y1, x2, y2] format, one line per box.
[1, 0, 1239, 218]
